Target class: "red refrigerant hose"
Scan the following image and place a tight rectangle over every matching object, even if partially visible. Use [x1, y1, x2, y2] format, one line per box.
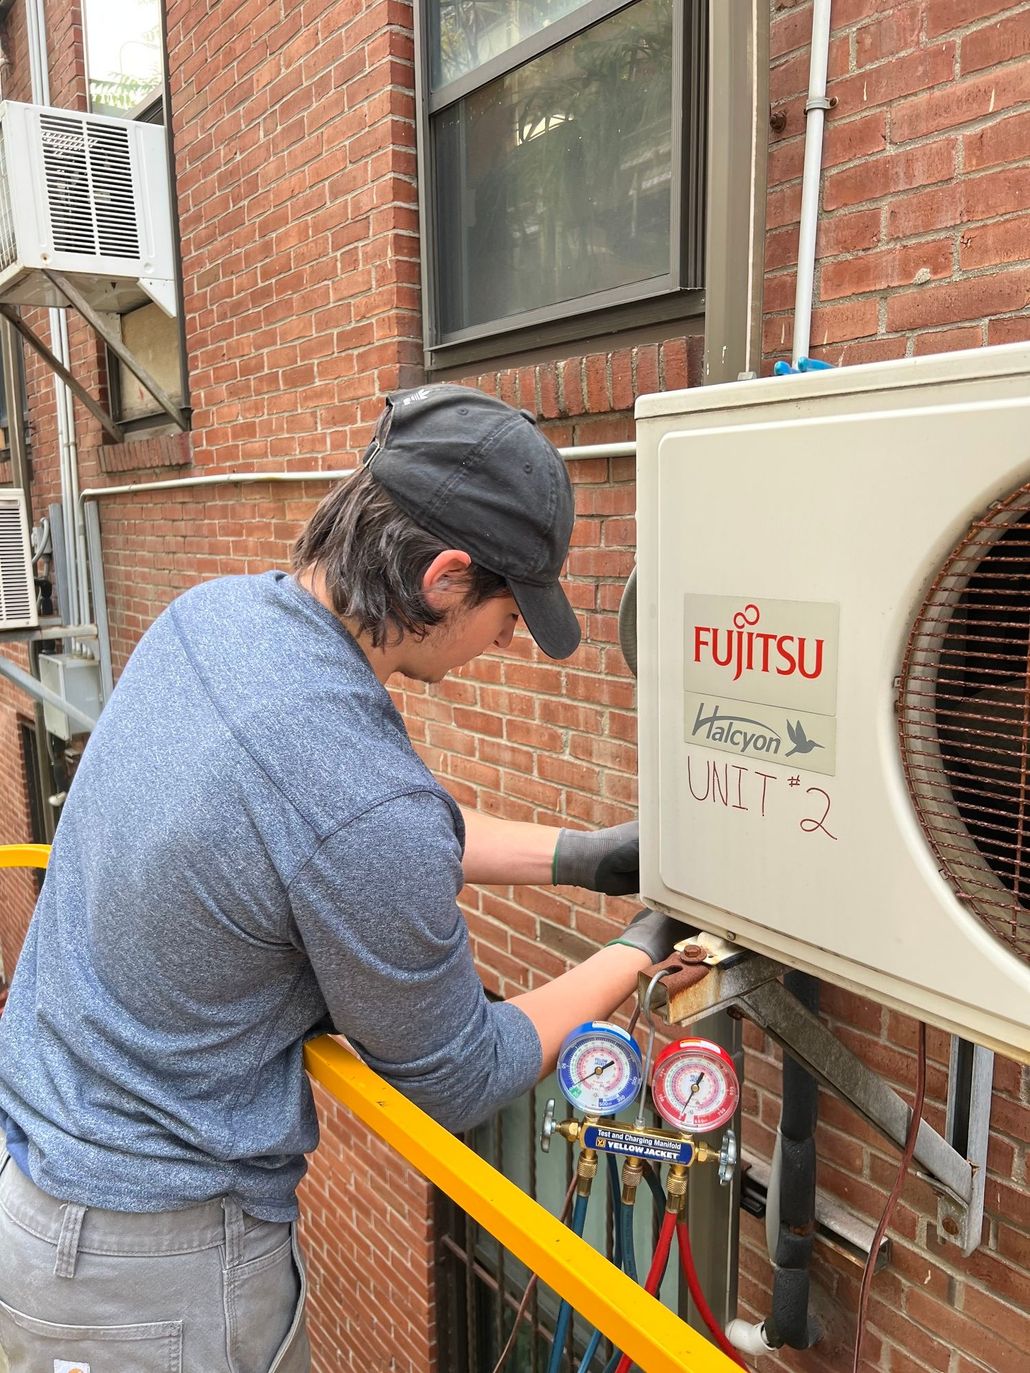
[613, 1210, 677, 1373]
[676, 1218, 749, 1369]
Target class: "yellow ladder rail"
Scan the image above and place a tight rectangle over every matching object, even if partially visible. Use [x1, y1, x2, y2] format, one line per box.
[0, 844, 739, 1370]
[0, 844, 51, 869]
[305, 1037, 739, 1372]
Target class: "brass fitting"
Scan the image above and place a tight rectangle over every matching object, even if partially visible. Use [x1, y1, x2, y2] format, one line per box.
[620, 1155, 644, 1206]
[576, 1148, 598, 1196]
[665, 1162, 689, 1216]
[556, 1118, 582, 1145]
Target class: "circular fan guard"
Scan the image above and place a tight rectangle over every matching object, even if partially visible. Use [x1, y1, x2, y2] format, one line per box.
[898, 482, 1030, 967]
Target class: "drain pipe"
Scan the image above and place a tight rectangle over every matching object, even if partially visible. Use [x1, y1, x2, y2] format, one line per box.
[791, 0, 833, 366]
[25, 0, 89, 640]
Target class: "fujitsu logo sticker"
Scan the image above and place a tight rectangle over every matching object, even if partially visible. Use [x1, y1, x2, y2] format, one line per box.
[682, 593, 840, 776]
[693, 603, 825, 684]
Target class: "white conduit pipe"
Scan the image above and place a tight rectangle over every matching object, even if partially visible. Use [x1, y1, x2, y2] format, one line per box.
[791, 0, 833, 366]
[76, 443, 638, 515]
[26, 0, 89, 637]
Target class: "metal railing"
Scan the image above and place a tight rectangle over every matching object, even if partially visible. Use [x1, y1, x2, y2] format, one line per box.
[0, 843, 739, 1372]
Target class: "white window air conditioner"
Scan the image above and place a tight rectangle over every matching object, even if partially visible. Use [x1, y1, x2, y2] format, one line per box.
[0, 487, 37, 629]
[636, 342, 1030, 1064]
[0, 100, 175, 317]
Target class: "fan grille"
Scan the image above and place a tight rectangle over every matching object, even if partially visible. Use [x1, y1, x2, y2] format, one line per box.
[40, 113, 140, 259]
[0, 496, 34, 626]
[898, 481, 1030, 966]
[0, 127, 17, 272]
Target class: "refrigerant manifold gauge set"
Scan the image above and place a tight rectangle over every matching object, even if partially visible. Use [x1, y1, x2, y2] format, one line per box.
[541, 1020, 739, 1182]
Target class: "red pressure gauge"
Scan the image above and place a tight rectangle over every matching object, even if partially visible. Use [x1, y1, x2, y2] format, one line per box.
[651, 1037, 740, 1134]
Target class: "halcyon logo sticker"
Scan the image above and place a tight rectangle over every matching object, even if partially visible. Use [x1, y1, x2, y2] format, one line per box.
[683, 595, 839, 776]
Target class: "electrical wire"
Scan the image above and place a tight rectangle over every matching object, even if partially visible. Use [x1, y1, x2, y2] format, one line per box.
[611, 1210, 677, 1373]
[676, 1219, 749, 1369]
[490, 1173, 577, 1373]
[851, 1021, 927, 1373]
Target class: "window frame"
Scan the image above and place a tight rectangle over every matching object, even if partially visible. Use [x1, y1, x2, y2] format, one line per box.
[88, 13, 191, 438]
[414, 0, 708, 369]
[81, 0, 164, 119]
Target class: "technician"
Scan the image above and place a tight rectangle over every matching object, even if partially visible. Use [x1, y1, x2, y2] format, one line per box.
[0, 385, 687, 1371]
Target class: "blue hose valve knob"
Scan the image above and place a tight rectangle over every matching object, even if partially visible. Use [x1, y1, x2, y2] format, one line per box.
[540, 1098, 557, 1153]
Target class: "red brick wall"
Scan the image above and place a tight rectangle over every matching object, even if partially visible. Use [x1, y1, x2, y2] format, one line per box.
[0, 2, 1028, 1371]
[765, 0, 1030, 367]
[0, 677, 38, 981]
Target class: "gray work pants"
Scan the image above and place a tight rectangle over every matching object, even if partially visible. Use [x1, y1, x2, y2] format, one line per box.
[0, 1147, 310, 1372]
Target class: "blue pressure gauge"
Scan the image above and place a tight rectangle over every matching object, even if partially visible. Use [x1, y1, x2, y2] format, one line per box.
[556, 1020, 643, 1117]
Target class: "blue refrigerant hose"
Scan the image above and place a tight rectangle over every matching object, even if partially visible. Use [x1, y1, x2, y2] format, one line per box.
[574, 1157, 627, 1373]
[546, 1190, 590, 1373]
[642, 1160, 666, 1212]
[597, 1164, 665, 1373]
[607, 1153, 624, 1271]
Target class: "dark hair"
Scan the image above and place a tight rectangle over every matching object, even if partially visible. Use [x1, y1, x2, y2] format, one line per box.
[291, 466, 508, 647]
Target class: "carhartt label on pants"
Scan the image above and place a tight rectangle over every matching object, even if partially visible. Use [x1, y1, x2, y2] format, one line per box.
[54, 1361, 91, 1373]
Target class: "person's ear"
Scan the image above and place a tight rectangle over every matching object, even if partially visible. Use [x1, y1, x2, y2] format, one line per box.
[422, 550, 473, 606]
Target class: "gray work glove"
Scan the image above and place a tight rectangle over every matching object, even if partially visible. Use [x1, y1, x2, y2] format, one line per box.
[552, 820, 639, 896]
[607, 908, 696, 966]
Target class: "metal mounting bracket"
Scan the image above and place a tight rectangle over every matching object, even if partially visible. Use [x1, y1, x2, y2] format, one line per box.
[0, 649, 98, 733]
[0, 303, 124, 442]
[0, 281, 189, 441]
[42, 270, 189, 433]
[641, 949, 992, 1255]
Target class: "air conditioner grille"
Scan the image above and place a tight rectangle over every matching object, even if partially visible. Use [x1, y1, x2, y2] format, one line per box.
[0, 127, 16, 271]
[0, 497, 34, 625]
[899, 481, 1030, 967]
[40, 113, 140, 259]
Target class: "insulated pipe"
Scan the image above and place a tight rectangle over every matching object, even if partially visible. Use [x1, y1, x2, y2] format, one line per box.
[764, 970, 822, 1350]
[791, 0, 833, 365]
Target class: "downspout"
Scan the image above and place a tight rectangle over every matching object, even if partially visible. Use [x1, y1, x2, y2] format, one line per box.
[791, 0, 833, 366]
[25, 0, 89, 639]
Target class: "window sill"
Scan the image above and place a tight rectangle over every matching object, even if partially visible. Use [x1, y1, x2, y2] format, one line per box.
[98, 431, 191, 475]
[426, 288, 705, 375]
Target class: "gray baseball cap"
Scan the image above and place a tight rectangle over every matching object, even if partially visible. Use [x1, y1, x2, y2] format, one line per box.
[363, 385, 581, 659]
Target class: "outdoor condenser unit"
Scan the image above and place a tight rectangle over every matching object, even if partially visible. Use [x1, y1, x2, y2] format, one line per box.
[0, 487, 37, 629]
[0, 100, 175, 316]
[636, 342, 1030, 1064]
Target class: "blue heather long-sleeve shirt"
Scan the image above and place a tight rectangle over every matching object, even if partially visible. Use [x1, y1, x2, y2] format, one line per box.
[0, 572, 541, 1219]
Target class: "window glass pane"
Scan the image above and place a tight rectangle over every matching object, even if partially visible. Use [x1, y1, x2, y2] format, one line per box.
[433, 0, 674, 337]
[84, 0, 163, 116]
[431, 0, 590, 89]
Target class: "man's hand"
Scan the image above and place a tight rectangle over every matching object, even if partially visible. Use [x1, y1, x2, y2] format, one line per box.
[552, 820, 639, 895]
[606, 907, 695, 966]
